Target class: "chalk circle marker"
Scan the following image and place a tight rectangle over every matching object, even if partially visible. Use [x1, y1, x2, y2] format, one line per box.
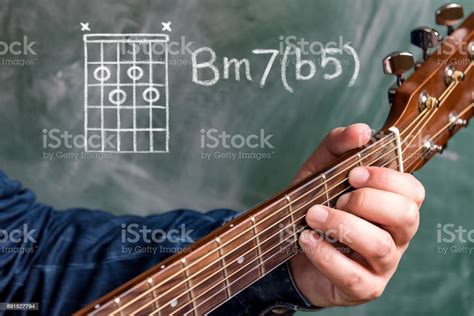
[127, 65, 144, 81]
[109, 88, 127, 105]
[143, 87, 160, 103]
[93, 66, 111, 82]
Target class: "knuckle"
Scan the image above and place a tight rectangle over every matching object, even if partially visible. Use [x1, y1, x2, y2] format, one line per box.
[403, 200, 420, 228]
[346, 189, 367, 211]
[343, 272, 364, 293]
[367, 284, 385, 300]
[374, 232, 396, 262]
[370, 167, 389, 184]
[329, 127, 344, 137]
[408, 175, 426, 204]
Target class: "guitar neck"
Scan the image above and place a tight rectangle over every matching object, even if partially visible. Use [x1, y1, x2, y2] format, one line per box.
[76, 131, 407, 315]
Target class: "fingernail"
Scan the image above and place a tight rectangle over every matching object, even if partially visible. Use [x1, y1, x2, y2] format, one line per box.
[300, 230, 312, 244]
[308, 205, 329, 223]
[336, 193, 350, 209]
[349, 167, 369, 186]
[299, 230, 320, 245]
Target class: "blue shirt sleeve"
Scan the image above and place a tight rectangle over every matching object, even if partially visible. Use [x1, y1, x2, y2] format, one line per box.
[0, 170, 314, 315]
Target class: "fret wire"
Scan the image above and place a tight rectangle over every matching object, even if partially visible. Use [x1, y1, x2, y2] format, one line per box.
[181, 258, 196, 314]
[284, 194, 298, 247]
[321, 174, 330, 206]
[147, 277, 160, 313]
[143, 146, 404, 315]
[215, 237, 232, 299]
[356, 152, 363, 166]
[250, 216, 265, 276]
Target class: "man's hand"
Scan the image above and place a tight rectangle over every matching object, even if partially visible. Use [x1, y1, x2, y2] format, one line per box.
[289, 123, 425, 307]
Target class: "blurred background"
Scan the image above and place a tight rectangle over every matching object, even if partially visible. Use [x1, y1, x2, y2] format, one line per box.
[0, 0, 472, 315]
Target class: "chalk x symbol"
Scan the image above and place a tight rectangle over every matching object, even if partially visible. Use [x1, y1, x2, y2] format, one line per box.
[80, 22, 91, 32]
[161, 22, 172, 32]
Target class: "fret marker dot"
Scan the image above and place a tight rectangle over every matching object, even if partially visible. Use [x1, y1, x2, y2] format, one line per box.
[147, 277, 153, 284]
[237, 256, 244, 264]
[114, 297, 120, 304]
[230, 224, 234, 228]
[161, 265, 166, 269]
[170, 299, 178, 307]
[94, 304, 100, 309]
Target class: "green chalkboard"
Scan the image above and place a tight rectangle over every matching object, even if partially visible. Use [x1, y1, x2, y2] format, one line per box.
[0, 0, 472, 315]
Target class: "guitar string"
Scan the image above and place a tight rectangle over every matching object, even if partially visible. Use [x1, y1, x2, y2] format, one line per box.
[129, 123, 425, 315]
[108, 132, 399, 313]
[113, 62, 471, 315]
[141, 146, 401, 314]
[112, 106, 434, 315]
[401, 62, 472, 152]
[176, 106, 473, 316]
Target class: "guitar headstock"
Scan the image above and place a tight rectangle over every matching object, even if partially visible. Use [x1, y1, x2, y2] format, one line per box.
[381, 4, 473, 173]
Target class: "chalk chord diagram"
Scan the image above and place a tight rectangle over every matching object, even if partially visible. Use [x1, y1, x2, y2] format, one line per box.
[83, 34, 169, 153]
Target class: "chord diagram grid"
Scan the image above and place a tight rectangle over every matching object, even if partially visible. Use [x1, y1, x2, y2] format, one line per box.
[84, 34, 169, 153]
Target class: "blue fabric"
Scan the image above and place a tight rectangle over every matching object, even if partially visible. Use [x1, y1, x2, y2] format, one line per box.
[0, 170, 312, 315]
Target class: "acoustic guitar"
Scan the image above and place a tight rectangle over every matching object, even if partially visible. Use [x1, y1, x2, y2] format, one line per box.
[76, 5, 473, 315]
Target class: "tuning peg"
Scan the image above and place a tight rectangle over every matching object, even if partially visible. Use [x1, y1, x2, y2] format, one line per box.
[383, 52, 414, 105]
[423, 140, 444, 155]
[383, 52, 414, 86]
[435, 3, 464, 35]
[449, 112, 468, 130]
[410, 27, 441, 63]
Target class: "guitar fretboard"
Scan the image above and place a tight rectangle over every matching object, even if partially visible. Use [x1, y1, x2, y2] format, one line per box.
[85, 131, 403, 315]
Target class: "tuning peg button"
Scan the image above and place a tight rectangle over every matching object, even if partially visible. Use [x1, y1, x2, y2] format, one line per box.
[410, 27, 441, 62]
[383, 52, 414, 106]
[423, 140, 444, 154]
[383, 52, 415, 86]
[468, 41, 474, 60]
[435, 3, 464, 35]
